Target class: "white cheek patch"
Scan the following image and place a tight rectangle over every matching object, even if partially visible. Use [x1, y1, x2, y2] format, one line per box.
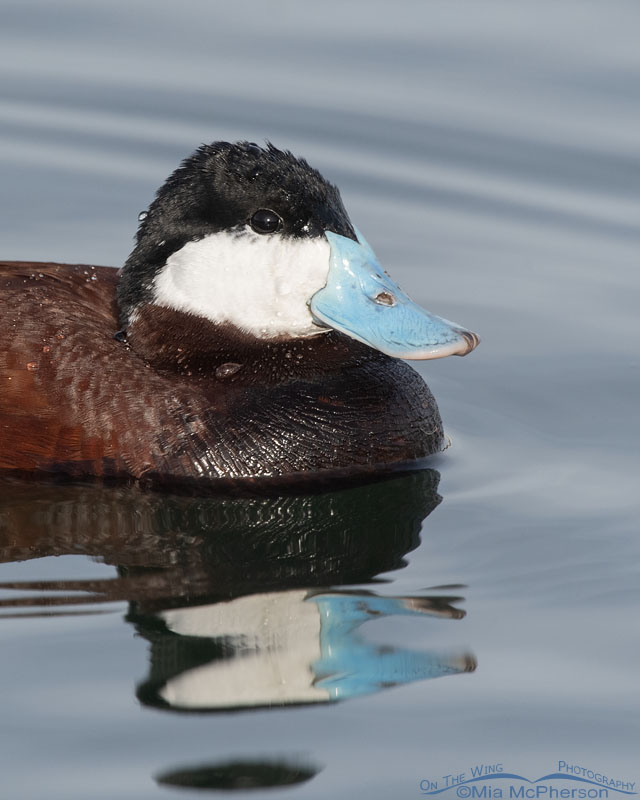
[151, 229, 332, 338]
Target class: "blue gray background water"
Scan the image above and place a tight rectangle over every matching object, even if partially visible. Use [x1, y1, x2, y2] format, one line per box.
[1, 1, 639, 797]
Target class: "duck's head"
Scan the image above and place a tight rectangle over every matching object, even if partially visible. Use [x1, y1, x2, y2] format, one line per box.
[117, 141, 479, 360]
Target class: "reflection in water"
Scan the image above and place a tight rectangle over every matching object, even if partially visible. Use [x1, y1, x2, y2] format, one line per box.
[155, 757, 319, 792]
[0, 471, 475, 790]
[0, 471, 442, 608]
[134, 589, 473, 711]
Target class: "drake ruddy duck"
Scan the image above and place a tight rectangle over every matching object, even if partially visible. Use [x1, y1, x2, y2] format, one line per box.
[0, 141, 478, 489]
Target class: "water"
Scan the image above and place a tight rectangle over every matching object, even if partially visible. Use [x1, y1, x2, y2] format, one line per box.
[1, 1, 639, 797]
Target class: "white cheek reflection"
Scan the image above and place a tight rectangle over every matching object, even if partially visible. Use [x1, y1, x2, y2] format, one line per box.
[159, 591, 328, 708]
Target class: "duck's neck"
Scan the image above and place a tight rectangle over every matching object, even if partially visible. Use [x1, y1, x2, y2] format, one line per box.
[123, 303, 445, 477]
[125, 303, 378, 386]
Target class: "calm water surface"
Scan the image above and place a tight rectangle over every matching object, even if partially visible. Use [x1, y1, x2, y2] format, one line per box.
[1, 1, 639, 797]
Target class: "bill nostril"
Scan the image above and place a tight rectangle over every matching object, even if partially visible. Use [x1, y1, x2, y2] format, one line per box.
[375, 291, 397, 306]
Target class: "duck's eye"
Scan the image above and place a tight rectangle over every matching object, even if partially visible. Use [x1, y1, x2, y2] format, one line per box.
[250, 209, 282, 234]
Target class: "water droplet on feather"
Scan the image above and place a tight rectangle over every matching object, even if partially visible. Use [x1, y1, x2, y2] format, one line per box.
[216, 362, 242, 379]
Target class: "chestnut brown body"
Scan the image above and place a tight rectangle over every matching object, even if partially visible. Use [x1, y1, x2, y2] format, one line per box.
[0, 262, 444, 489]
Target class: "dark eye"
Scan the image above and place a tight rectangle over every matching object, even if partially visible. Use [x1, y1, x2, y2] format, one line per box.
[250, 209, 282, 234]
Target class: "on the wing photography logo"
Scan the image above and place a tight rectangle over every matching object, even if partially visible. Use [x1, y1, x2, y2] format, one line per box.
[419, 761, 637, 798]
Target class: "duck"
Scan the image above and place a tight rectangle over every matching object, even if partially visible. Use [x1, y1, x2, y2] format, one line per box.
[0, 141, 478, 490]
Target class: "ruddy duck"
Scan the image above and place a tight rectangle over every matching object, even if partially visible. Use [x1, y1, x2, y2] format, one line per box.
[0, 141, 478, 489]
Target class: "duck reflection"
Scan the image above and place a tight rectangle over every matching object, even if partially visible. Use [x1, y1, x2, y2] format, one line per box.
[0, 470, 475, 711]
[134, 588, 472, 712]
